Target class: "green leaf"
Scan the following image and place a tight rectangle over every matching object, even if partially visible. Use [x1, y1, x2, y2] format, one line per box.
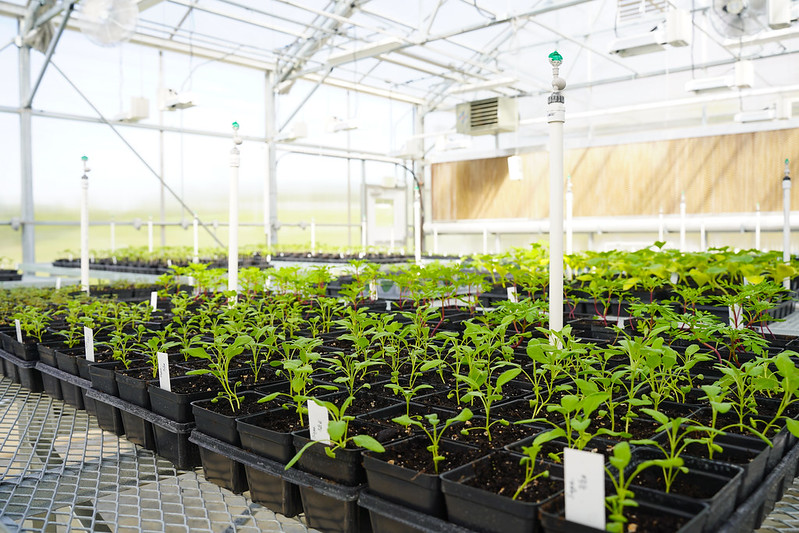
[352, 434, 385, 452]
[496, 367, 522, 388]
[327, 420, 346, 442]
[786, 418, 799, 438]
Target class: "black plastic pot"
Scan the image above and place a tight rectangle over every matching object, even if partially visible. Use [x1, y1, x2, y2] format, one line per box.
[89, 360, 125, 435]
[539, 489, 709, 533]
[191, 391, 265, 494]
[440, 450, 564, 533]
[359, 490, 473, 533]
[236, 409, 303, 517]
[53, 347, 85, 410]
[292, 429, 367, 486]
[36, 343, 63, 400]
[116, 367, 157, 450]
[627, 447, 744, 532]
[362, 435, 478, 518]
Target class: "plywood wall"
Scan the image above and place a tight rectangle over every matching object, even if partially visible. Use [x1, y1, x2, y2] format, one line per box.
[431, 128, 799, 220]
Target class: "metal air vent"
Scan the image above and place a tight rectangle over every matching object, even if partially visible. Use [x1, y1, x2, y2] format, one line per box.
[455, 97, 518, 136]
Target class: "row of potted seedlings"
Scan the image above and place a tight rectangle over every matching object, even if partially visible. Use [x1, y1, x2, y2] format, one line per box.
[1, 245, 799, 533]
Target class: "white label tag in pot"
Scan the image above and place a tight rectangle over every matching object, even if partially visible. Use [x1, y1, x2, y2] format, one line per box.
[616, 316, 625, 329]
[307, 400, 330, 444]
[507, 286, 518, 303]
[670, 272, 679, 284]
[84, 326, 95, 362]
[150, 291, 158, 311]
[564, 447, 605, 530]
[14, 319, 22, 343]
[55, 277, 61, 290]
[729, 304, 743, 329]
[157, 351, 171, 392]
[369, 280, 378, 301]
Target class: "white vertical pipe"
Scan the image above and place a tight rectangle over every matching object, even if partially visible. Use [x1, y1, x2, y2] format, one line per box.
[192, 216, 199, 263]
[413, 186, 422, 265]
[228, 122, 242, 296]
[495, 233, 501, 254]
[433, 228, 439, 255]
[783, 159, 791, 289]
[755, 203, 761, 250]
[679, 192, 687, 252]
[565, 175, 573, 255]
[361, 219, 367, 252]
[658, 207, 664, 242]
[80, 156, 90, 294]
[700, 220, 707, 251]
[547, 51, 566, 337]
[310, 218, 316, 256]
[110, 218, 115, 253]
[482, 228, 488, 254]
[147, 217, 154, 253]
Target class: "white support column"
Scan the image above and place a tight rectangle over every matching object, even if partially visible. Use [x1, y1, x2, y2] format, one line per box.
[755, 203, 761, 250]
[310, 218, 316, 256]
[482, 228, 488, 254]
[361, 219, 367, 252]
[228, 122, 242, 296]
[783, 159, 791, 289]
[80, 156, 90, 294]
[700, 220, 707, 251]
[565, 175, 573, 256]
[110, 218, 116, 253]
[193, 216, 199, 263]
[413, 185, 422, 265]
[547, 51, 566, 337]
[264, 71, 277, 248]
[495, 233, 501, 254]
[679, 192, 687, 252]
[19, 29, 35, 264]
[658, 207, 664, 243]
[433, 228, 439, 255]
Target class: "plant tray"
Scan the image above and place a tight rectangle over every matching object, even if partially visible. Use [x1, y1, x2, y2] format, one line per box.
[358, 490, 475, 533]
[0, 348, 42, 392]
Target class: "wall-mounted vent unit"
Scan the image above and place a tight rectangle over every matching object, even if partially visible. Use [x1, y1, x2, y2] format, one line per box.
[456, 97, 518, 136]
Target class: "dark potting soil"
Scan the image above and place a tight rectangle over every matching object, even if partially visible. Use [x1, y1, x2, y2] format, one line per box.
[447, 420, 539, 450]
[458, 453, 562, 503]
[248, 407, 308, 433]
[196, 393, 265, 418]
[378, 438, 481, 475]
[680, 440, 759, 465]
[630, 467, 721, 499]
[164, 374, 222, 394]
[540, 439, 615, 463]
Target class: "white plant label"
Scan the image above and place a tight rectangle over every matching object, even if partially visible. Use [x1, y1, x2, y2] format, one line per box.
[150, 291, 158, 311]
[507, 286, 519, 303]
[167, 259, 172, 267]
[616, 316, 625, 329]
[112, 256, 117, 265]
[564, 447, 605, 530]
[84, 326, 95, 362]
[307, 400, 330, 444]
[55, 277, 61, 290]
[385, 301, 391, 311]
[729, 304, 743, 329]
[14, 319, 22, 343]
[369, 280, 378, 301]
[670, 272, 679, 284]
[157, 351, 171, 392]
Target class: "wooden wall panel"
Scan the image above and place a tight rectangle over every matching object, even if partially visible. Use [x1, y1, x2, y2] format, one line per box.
[431, 128, 799, 220]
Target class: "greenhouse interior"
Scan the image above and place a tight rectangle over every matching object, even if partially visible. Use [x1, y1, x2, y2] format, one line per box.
[3, 0, 799, 532]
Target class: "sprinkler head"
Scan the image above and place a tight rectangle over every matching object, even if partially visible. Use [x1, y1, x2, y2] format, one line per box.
[232, 121, 239, 130]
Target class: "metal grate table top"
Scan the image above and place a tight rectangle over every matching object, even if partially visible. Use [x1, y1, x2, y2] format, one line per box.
[0, 379, 318, 533]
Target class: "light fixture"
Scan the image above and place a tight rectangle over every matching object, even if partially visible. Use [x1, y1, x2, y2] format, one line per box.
[734, 107, 777, 122]
[327, 116, 358, 133]
[326, 39, 403, 67]
[159, 88, 196, 111]
[609, 9, 691, 57]
[113, 96, 149, 122]
[448, 77, 518, 95]
[684, 61, 754, 92]
[276, 121, 307, 142]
